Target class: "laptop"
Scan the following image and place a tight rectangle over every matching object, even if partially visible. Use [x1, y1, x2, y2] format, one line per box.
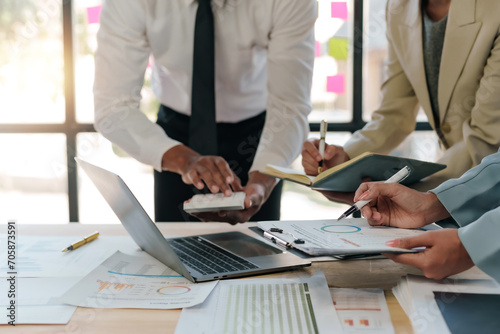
[76, 158, 310, 282]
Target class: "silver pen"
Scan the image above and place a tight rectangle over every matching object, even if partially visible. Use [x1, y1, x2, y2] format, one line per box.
[263, 231, 291, 248]
[337, 166, 411, 221]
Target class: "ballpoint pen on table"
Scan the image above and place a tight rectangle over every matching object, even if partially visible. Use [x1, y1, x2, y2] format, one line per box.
[336, 166, 411, 221]
[62, 231, 99, 252]
[263, 228, 305, 248]
[318, 120, 327, 174]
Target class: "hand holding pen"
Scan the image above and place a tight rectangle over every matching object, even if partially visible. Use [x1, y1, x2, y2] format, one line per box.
[337, 166, 411, 221]
[301, 125, 350, 176]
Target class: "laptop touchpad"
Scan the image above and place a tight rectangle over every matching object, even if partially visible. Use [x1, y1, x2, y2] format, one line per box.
[202, 232, 282, 257]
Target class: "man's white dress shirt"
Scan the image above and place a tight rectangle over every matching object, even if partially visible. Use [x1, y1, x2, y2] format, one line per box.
[94, 0, 316, 172]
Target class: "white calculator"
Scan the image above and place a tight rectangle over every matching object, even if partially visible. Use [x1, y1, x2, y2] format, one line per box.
[183, 192, 246, 213]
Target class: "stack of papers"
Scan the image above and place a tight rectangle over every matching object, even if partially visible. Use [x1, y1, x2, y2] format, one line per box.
[393, 275, 500, 334]
[0, 234, 217, 324]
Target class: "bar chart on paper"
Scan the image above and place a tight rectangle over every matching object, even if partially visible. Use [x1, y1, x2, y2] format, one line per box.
[175, 272, 342, 334]
[330, 288, 395, 334]
[217, 283, 318, 334]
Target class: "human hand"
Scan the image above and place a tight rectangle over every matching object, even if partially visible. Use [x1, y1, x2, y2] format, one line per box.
[301, 139, 350, 176]
[162, 145, 242, 195]
[190, 172, 275, 224]
[353, 182, 449, 229]
[383, 229, 474, 280]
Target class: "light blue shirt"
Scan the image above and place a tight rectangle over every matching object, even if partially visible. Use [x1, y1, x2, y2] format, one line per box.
[431, 149, 500, 282]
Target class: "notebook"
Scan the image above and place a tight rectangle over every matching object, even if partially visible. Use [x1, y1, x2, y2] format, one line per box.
[262, 152, 446, 192]
[76, 158, 310, 282]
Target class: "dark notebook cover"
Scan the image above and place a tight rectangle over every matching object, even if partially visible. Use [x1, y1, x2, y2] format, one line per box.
[312, 154, 446, 192]
[434, 291, 500, 334]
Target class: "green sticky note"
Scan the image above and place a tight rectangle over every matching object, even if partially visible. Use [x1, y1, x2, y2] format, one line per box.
[328, 37, 348, 60]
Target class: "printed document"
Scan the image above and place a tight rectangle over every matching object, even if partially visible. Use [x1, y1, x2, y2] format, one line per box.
[393, 275, 500, 334]
[331, 288, 394, 334]
[0, 277, 78, 324]
[0, 234, 144, 277]
[258, 218, 424, 256]
[59, 251, 217, 309]
[175, 270, 342, 334]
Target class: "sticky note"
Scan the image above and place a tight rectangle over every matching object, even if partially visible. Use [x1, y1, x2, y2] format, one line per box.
[326, 75, 345, 94]
[331, 2, 348, 21]
[328, 37, 348, 60]
[87, 5, 102, 24]
[315, 41, 321, 57]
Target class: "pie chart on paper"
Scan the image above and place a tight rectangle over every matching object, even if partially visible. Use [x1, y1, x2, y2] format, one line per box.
[320, 225, 361, 233]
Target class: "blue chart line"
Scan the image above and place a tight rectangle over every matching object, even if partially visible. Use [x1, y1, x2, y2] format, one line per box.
[107, 270, 183, 278]
[321, 225, 361, 233]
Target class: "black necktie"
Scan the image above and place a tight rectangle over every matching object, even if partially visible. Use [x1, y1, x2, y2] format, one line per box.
[189, 0, 218, 155]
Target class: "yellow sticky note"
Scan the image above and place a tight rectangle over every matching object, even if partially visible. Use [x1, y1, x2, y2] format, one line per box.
[328, 37, 348, 61]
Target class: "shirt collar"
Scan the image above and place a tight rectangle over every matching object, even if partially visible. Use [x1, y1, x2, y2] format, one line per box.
[184, 0, 241, 10]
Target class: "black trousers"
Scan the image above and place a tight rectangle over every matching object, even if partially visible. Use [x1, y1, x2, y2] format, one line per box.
[154, 105, 282, 222]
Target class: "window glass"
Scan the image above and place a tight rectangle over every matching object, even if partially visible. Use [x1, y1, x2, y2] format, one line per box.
[0, 0, 64, 123]
[77, 133, 154, 224]
[74, 0, 159, 124]
[310, 0, 353, 123]
[0, 134, 68, 224]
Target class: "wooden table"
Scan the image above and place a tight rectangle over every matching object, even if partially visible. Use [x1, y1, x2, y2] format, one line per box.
[1, 223, 418, 333]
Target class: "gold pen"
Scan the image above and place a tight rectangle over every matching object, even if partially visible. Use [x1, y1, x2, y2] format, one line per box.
[62, 231, 99, 252]
[318, 120, 327, 174]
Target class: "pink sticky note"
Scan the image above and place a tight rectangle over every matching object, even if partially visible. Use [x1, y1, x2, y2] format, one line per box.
[87, 5, 102, 24]
[315, 41, 321, 57]
[326, 75, 346, 94]
[331, 2, 348, 20]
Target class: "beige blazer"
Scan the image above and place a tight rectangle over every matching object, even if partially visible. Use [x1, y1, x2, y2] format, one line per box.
[343, 0, 500, 190]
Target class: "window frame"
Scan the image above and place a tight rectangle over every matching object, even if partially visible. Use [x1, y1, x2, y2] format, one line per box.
[0, 0, 431, 222]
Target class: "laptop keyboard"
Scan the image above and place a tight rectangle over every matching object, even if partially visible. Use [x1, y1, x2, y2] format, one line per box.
[167, 237, 259, 275]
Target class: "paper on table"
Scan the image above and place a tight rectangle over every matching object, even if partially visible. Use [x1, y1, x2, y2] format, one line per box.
[0, 234, 146, 277]
[0, 277, 79, 324]
[59, 251, 217, 309]
[393, 275, 500, 334]
[258, 218, 424, 256]
[331, 288, 394, 334]
[175, 270, 342, 334]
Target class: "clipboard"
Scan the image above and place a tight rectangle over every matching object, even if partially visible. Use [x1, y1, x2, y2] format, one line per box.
[256, 219, 425, 257]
